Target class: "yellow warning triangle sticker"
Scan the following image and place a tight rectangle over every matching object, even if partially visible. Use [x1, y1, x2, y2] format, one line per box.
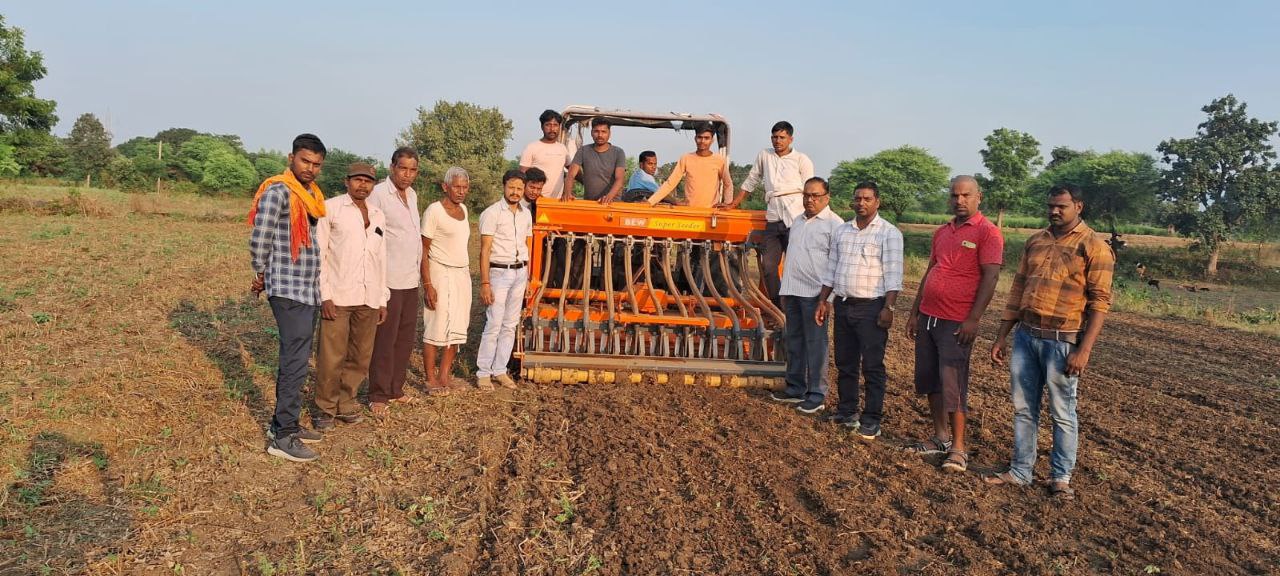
[537, 213, 550, 223]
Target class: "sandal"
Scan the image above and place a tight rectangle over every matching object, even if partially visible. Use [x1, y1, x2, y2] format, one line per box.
[424, 387, 450, 397]
[941, 450, 968, 473]
[392, 394, 421, 404]
[982, 471, 1028, 487]
[1047, 481, 1075, 500]
[370, 402, 390, 418]
[904, 436, 952, 455]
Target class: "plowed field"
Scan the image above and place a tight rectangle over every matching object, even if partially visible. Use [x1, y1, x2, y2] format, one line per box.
[1, 213, 1277, 575]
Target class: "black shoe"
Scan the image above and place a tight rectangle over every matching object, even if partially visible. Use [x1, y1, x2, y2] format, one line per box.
[856, 422, 882, 440]
[796, 399, 826, 414]
[770, 391, 804, 403]
[294, 427, 323, 444]
[335, 412, 364, 425]
[825, 413, 857, 426]
[312, 415, 336, 432]
[266, 433, 318, 462]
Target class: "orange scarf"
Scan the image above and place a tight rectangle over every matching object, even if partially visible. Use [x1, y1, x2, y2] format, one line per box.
[247, 169, 326, 261]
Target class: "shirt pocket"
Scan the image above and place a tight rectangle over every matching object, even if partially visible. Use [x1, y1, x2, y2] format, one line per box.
[859, 242, 882, 266]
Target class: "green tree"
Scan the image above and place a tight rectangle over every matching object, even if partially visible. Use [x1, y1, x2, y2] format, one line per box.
[200, 149, 257, 194]
[1157, 94, 1279, 275]
[0, 16, 57, 134]
[251, 152, 287, 181]
[978, 128, 1043, 227]
[314, 148, 380, 196]
[173, 134, 237, 182]
[4, 128, 66, 176]
[104, 155, 150, 192]
[1045, 146, 1087, 171]
[829, 145, 951, 220]
[399, 100, 513, 212]
[1033, 150, 1161, 229]
[153, 127, 199, 150]
[0, 140, 20, 176]
[64, 113, 114, 186]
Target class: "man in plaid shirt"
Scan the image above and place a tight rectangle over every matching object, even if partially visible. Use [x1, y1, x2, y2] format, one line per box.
[985, 184, 1114, 499]
[816, 181, 904, 440]
[249, 134, 329, 463]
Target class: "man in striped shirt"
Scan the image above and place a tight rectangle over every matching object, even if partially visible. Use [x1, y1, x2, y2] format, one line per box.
[816, 182, 904, 440]
[772, 177, 844, 414]
[985, 184, 1114, 500]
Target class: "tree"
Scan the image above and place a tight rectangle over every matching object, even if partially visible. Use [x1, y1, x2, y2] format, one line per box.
[1157, 94, 1279, 275]
[200, 149, 257, 194]
[0, 140, 20, 176]
[399, 100, 513, 212]
[173, 134, 237, 182]
[1046, 146, 1087, 170]
[251, 151, 287, 181]
[104, 156, 150, 192]
[979, 128, 1043, 226]
[5, 128, 66, 176]
[829, 145, 951, 220]
[0, 16, 58, 134]
[153, 127, 199, 150]
[1033, 150, 1161, 228]
[64, 113, 114, 186]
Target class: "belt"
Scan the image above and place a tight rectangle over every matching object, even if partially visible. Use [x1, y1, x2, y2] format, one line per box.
[1020, 324, 1079, 344]
[489, 262, 526, 270]
[835, 295, 883, 304]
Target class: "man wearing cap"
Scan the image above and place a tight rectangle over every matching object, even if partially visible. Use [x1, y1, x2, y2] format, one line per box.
[366, 147, 424, 414]
[718, 121, 815, 305]
[314, 163, 388, 431]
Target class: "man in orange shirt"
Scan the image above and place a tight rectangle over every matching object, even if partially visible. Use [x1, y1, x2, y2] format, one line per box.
[645, 123, 732, 208]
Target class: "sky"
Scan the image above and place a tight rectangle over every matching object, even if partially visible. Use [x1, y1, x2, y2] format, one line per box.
[6, 0, 1280, 177]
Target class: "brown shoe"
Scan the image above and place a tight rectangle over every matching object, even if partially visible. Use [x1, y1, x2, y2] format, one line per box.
[494, 373, 518, 390]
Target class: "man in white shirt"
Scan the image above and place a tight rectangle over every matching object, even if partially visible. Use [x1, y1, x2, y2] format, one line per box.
[475, 170, 534, 391]
[772, 177, 844, 414]
[718, 121, 815, 305]
[816, 181, 904, 440]
[519, 109, 572, 200]
[365, 147, 424, 413]
[314, 163, 389, 431]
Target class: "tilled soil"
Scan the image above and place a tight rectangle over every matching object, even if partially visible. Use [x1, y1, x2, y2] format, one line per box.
[2, 215, 1278, 575]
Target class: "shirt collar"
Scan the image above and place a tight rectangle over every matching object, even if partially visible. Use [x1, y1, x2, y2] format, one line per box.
[803, 206, 835, 221]
[950, 211, 988, 228]
[850, 213, 884, 231]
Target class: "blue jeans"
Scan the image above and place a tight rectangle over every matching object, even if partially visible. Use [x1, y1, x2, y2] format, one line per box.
[1008, 325, 1080, 484]
[782, 295, 829, 403]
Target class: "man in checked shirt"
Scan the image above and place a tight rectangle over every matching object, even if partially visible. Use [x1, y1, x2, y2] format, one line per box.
[816, 181, 904, 440]
[984, 184, 1114, 500]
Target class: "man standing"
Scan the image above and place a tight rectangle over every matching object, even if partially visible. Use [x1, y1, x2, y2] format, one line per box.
[421, 167, 473, 395]
[985, 184, 1114, 499]
[521, 167, 547, 220]
[314, 163, 389, 430]
[904, 176, 1003, 473]
[816, 182, 904, 440]
[366, 147, 422, 415]
[476, 170, 533, 391]
[519, 110, 572, 200]
[646, 123, 733, 208]
[772, 177, 843, 414]
[563, 117, 626, 203]
[249, 133, 328, 462]
[718, 121, 815, 304]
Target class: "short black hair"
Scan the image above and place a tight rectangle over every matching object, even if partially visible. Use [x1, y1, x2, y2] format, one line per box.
[804, 176, 829, 193]
[539, 109, 563, 125]
[391, 146, 418, 167]
[693, 122, 715, 136]
[591, 117, 612, 129]
[502, 169, 527, 185]
[291, 133, 327, 157]
[639, 151, 656, 163]
[524, 167, 547, 184]
[771, 121, 794, 136]
[854, 181, 880, 198]
[1049, 183, 1084, 202]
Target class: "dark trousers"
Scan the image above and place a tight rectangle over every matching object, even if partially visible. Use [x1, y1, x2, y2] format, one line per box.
[368, 288, 419, 404]
[832, 297, 888, 426]
[760, 220, 789, 303]
[268, 296, 318, 437]
[783, 295, 830, 403]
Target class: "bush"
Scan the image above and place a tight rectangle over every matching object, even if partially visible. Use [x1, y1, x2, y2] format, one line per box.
[104, 156, 152, 192]
[201, 150, 257, 195]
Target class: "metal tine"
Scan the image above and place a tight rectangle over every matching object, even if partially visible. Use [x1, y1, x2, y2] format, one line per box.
[699, 240, 742, 360]
[719, 243, 765, 361]
[602, 234, 619, 355]
[529, 231, 557, 352]
[659, 241, 691, 357]
[679, 240, 715, 358]
[736, 243, 786, 361]
[581, 234, 595, 354]
[555, 232, 575, 352]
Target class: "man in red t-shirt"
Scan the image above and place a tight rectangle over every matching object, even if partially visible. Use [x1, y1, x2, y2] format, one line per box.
[904, 176, 1004, 473]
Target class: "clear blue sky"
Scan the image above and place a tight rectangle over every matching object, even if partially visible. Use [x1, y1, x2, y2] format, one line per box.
[7, 0, 1280, 177]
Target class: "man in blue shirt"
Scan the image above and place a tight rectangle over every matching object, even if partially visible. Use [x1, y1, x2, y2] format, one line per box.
[623, 150, 660, 202]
